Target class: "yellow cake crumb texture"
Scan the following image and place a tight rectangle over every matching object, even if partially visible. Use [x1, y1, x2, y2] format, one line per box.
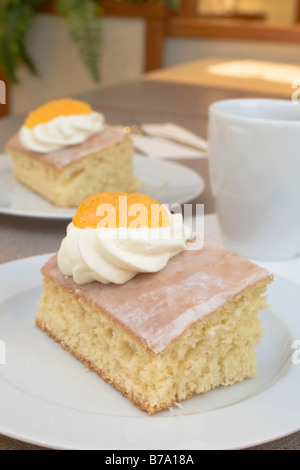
[36, 275, 270, 414]
[8, 139, 140, 207]
[25, 98, 92, 129]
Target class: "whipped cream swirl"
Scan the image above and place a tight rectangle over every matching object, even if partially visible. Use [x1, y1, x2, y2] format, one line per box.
[57, 213, 191, 285]
[19, 112, 105, 153]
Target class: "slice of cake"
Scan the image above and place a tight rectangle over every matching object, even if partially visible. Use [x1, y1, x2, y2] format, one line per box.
[5, 99, 140, 207]
[35, 192, 273, 414]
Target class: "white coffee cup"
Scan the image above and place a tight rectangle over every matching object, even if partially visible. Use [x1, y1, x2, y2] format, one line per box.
[208, 98, 300, 261]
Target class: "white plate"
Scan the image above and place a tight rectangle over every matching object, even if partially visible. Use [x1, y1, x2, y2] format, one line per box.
[0, 253, 299, 450]
[0, 153, 204, 220]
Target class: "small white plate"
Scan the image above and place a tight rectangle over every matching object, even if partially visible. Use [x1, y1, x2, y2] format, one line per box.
[0, 254, 299, 450]
[0, 153, 205, 220]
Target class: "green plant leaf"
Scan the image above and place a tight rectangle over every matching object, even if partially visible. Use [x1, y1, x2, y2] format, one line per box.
[0, 0, 48, 83]
[160, 0, 181, 10]
[57, 0, 102, 82]
[0, 0, 181, 84]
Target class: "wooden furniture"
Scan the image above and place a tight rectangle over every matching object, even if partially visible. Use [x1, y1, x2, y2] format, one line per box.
[167, 0, 300, 42]
[0, 76, 299, 450]
[2, 0, 300, 120]
[166, 16, 300, 42]
[145, 57, 298, 98]
[296, 0, 300, 22]
[26, 1, 300, 72]
[0, 71, 8, 118]
[40, 0, 170, 73]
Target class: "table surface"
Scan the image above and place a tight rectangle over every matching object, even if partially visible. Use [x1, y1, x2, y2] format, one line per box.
[0, 77, 299, 450]
[146, 57, 298, 98]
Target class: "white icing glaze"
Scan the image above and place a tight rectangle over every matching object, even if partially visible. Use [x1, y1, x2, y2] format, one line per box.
[5, 125, 130, 171]
[42, 242, 272, 354]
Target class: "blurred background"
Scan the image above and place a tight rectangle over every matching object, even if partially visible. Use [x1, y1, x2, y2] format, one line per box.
[1, 0, 300, 117]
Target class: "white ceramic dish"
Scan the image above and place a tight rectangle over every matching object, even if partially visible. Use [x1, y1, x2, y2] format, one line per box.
[0, 153, 205, 220]
[0, 253, 299, 450]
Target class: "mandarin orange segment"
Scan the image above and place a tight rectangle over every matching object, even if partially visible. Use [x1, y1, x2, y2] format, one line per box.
[73, 192, 170, 229]
[25, 99, 92, 129]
